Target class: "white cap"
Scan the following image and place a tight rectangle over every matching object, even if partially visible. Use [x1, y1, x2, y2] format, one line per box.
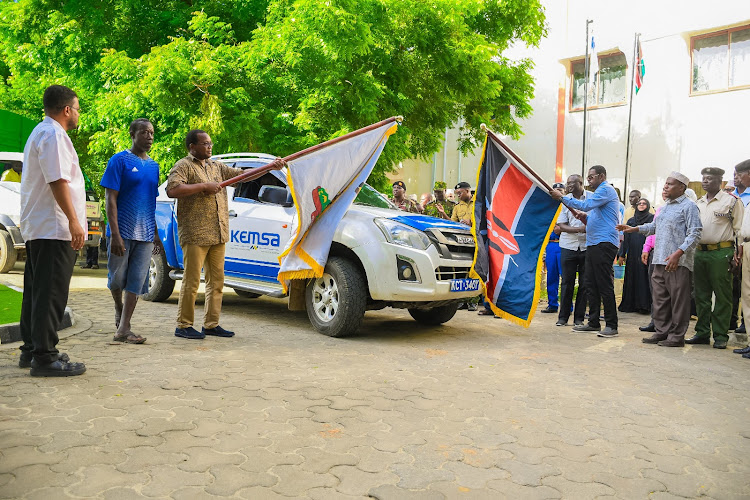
[668, 171, 690, 187]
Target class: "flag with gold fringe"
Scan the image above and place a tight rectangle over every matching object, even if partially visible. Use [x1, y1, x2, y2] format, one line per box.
[470, 130, 562, 327]
[277, 118, 399, 291]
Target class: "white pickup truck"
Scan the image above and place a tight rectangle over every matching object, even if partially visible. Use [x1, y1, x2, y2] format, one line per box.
[147, 153, 481, 337]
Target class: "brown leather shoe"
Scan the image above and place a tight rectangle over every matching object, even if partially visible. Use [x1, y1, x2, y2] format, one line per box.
[642, 335, 667, 344]
[658, 339, 685, 347]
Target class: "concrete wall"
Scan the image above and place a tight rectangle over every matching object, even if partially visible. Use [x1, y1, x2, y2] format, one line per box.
[390, 0, 750, 205]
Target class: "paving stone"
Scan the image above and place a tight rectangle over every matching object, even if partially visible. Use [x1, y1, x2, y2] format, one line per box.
[0, 464, 75, 499]
[238, 447, 303, 473]
[177, 447, 245, 473]
[0, 446, 63, 473]
[139, 465, 209, 497]
[236, 486, 289, 499]
[50, 445, 128, 474]
[388, 464, 455, 489]
[496, 458, 561, 486]
[101, 487, 150, 500]
[206, 464, 276, 495]
[117, 447, 188, 473]
[329, 465, 400, 496]
[67, 464, 150, 497]
[541, 475, 615, 499]
[269, 464, 337, 496]
[442, 461, 510, 488]
[369, 484, 445, 499]
[298, 447, 359, 473]
[486, 479, 562, 499]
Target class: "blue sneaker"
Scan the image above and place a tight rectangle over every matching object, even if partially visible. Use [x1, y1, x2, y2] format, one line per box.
[175, 327, 205, 339]
[202, 325, 235, 337]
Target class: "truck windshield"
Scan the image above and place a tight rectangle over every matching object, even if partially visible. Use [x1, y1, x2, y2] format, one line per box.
[354, 183, 396, 209]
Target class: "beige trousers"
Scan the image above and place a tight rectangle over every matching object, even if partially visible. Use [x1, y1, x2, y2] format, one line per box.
[741, 242, 750, 327]
[177, 243, 225, 329]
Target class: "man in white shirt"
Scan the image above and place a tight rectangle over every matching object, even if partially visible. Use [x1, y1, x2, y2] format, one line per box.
[555, 174, 588, 327]
[18, 85, 87, 377]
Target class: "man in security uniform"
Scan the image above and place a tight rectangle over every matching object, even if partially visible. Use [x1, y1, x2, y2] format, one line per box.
[424, 181, 455, 220]
[391, 180, 421, 213]
[451, 181, 473, 226]
[687, 167, 744, 349]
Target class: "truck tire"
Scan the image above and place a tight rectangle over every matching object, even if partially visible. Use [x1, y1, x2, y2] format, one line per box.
[143, 250, 175, 302]
[408, 303, 460, 325]
[234, 289, 261, 299]
[0, 229, 17, 274]
[305, 256, 366, 337]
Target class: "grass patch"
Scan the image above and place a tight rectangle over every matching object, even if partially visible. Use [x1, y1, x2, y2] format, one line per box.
[0, 284, 22, 325]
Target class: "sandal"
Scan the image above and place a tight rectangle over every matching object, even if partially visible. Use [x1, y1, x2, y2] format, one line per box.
[113, 332, 147, 344]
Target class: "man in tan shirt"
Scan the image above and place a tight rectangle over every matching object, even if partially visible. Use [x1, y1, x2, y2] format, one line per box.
[732, 160, 750, 357]
[687, 167, 744, 349]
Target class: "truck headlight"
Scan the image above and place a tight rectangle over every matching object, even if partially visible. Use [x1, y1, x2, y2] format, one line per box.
[374, 218, 432, 251]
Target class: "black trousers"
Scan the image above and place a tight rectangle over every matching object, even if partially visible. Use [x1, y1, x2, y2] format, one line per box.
[19, 239, 76, 364]
[559, 247, 587, 323]
[584, 242, 619, 329]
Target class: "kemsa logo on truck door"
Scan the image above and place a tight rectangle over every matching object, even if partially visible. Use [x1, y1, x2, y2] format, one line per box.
[230, 230, 280, 248]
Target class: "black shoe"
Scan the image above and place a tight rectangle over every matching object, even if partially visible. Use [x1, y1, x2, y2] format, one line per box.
[30, 359, 86, 377]
[642, 335, 667, 344]
[658, 339, 685, 347]
[743, 352, 750, 359]
[457, 303, 468, 310]
[597, 327, 619, 338]
[202, 325, 235, 337]
[732, 345, 750, 354]
[685, 335, 710, 345]
[639, 322, 656, 332]
[19, 352, 69, 369]
[80, 263, 92, 269]
[175, 327, 205, 339]
[737, 324, 746, 334]
[555, 320, 567, 327]
[467, 304, 478, 312]
[713, 341, 727, 349]
[572, 324, 600, 332]
[541, 306, 558, 314]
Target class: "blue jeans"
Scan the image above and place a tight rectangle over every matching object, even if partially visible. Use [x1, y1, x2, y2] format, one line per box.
[546, 241, 561, 308]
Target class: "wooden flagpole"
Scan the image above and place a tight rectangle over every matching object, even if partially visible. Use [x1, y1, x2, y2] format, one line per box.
[481, 124, 580, 217]
[219, 116, 403, 188]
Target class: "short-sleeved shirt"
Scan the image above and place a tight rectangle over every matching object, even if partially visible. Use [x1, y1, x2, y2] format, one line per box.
[100, 150, 160, 242]
[423, 199, 455, 219]
[733, 188, 750, 207]
[391, 197, 421, 213]
[562, 180, 620, 248]
[451, 199, 474, 225]
[166, 155, 243, 247]
[20, 117, 87, 242]
[696, 190, 743, 244]
[557, 191, 588, 251]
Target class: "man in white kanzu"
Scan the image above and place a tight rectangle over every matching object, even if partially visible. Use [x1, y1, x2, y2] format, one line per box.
[18, 85, 87, 376]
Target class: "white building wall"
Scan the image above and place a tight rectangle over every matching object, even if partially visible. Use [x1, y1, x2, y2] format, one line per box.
[390, 0, 750, 205]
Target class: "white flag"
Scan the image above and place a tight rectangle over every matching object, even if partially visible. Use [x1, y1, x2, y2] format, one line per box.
[589, 31, 599, 81]
[278, 120, 398, 290]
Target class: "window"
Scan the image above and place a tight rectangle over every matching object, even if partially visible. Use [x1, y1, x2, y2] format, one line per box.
[692, 25, 750, 94]
[570, 52, 628, 111]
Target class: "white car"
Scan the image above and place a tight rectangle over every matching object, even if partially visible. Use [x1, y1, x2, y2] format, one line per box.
[147, 153, 481, 337]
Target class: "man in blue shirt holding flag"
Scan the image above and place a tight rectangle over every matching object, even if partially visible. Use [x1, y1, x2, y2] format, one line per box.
[550, 165, 620, 337]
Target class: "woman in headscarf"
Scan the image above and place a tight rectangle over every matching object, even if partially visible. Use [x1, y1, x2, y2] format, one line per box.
[617, 198, 654, 313]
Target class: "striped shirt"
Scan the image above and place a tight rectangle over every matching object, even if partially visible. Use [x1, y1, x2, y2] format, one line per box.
[637, 195, 702, 271]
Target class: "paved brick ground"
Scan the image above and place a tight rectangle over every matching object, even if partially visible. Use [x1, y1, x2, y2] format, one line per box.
[1, 265, 749, 499]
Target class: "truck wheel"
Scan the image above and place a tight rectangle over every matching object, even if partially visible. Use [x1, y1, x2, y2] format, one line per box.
[408, 303, 460, 325]
[305, 256, 366, 337]
[143, 250, 175, 302]
[0, 229, 17, 274]
[234, 289, 261, 299]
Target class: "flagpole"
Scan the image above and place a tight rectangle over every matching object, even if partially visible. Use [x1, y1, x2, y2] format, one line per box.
[623, 33, 640, 199]
[482, 124, 580, 217]
[582, 19, 593, 178]
[219, 116, 404, 187]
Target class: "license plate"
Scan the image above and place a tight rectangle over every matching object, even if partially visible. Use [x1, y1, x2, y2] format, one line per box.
[455, 235, 474, 245]
[450, 278, 480, 292]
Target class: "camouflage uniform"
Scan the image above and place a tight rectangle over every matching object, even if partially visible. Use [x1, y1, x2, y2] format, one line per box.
[391, 197, 421, 213]
[423, 199, 455, 219]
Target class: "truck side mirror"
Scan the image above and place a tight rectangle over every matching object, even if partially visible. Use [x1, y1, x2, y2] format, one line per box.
[258, 185, 293, 207]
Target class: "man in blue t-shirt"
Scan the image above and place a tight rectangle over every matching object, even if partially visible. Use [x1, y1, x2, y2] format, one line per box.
[100, 118, 160, 344]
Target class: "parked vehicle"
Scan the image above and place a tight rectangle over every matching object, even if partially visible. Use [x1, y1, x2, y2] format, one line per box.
[0, 151, 103, 273]
[147, 153, 480, 337]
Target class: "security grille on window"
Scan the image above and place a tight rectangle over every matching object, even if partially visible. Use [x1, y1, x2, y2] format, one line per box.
[570, 52, 628, 111]
[692, 26, 750, 94]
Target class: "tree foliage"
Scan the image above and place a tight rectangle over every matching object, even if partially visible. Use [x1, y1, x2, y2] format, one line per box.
[0, 0, 546, 191]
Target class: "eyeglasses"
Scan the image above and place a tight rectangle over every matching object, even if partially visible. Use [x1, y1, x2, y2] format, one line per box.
[637, 202, 648, 206]
[197, 141, 213, 147]
[586, 174, 600, 181]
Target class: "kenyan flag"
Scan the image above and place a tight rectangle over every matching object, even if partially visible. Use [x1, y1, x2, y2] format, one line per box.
[635, 39, 645, 94]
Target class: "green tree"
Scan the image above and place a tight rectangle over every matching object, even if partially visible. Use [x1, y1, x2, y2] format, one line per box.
[0, 0, 546, 192]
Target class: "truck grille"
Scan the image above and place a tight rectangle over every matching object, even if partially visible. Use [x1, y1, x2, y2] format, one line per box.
[424, 228, 475, 261]
[435, 266, 471, 281]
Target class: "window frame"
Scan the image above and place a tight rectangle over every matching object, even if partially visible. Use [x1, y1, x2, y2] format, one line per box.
[690, 24, 750, 96]
[569, 51, 629, 112]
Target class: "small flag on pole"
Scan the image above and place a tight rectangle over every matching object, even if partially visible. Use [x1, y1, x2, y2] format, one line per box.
[635, 38, 645, 94]
[589, 31, 599, 82]
[277, 118, 399, 291]
[470, 130, 562, 327]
